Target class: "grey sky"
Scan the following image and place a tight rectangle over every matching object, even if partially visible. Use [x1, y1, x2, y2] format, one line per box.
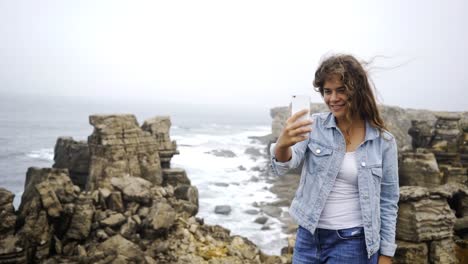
[0, 0, 467, 111]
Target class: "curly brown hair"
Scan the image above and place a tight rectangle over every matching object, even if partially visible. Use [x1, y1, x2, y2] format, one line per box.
[313, 54, 386, 132]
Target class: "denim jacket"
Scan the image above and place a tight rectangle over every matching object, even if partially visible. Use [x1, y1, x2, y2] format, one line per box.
[270, 112, 399, 258]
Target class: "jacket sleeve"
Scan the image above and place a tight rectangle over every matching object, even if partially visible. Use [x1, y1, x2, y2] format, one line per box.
[379, 136, 400, 257]
[269, 138, 309, 176]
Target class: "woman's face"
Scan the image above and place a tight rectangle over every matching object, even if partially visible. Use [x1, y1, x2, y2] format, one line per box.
[323, 75, 349, 121]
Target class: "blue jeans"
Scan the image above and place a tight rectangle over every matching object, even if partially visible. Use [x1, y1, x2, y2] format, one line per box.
[293, 226, 379, 264]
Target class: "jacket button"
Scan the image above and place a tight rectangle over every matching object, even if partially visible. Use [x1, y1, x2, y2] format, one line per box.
[361, 162, 366, 167]
[316, 149, 321, 154]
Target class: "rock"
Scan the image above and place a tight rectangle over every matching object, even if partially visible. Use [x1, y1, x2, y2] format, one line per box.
[141, 116, 179, 169]
[214, 205, 232, 215]
[397, 196, 456, 242]
[94, 234, 143, 260]
[245, 147, 262, 160]
[87, 114, 162, 191]
[53, 137, 90, 190]
[244, 209, 259, 215]
[110, 175, 152, 204]
[174, 185, 199, 207]
[399, 150, 442, 188]
[213, 182, 229, 187]
[100, 213, 126, 228]
[430, 239, 457, 264]
[0, 188, 16, 236]
[35, 181, 63, 217]
[19, 167, 77, 217]
[261, 205, 282, 218]
[254, 216, 269, 225]
[120, 217, 137, 239]
[408, 120, 434, 149]
[238, 165, 247, 171]
[393, 240, 428, 264]
[107, 191, 124, 212]
[227, 236, 259, 260]
[147, 202, 176, 231]
[162, 168, 191, 186]
[206, 149, 237, 158]
[431, 114, 462, 153]
[65, 196, 94, 240]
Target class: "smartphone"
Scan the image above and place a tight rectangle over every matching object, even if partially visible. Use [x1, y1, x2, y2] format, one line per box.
[291, 95, 311, 123]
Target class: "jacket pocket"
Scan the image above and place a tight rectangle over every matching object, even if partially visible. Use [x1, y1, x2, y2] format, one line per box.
[306, 141, 333, 173]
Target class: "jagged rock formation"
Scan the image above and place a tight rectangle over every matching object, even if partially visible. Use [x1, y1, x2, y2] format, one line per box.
[141, 116, 179, 169]
[393, 114, 468, 264]
[0, 115, 293, 264]
[87, 114, 163, 191]
[53, 137, 90, 190]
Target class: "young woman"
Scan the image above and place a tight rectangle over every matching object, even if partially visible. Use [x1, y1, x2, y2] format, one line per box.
[270, 54, 399, 264]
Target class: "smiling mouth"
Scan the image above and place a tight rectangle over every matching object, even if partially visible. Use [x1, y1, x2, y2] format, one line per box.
[330, 104, 345, 111]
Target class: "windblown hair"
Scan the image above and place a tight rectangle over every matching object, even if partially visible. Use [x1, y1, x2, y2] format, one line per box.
[313, 54, 386, 132]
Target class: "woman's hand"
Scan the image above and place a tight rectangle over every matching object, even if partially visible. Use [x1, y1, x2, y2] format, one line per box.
[274, 109, 313, 162]
[378, 255, 392, 264]
[277, 109, 313, 149]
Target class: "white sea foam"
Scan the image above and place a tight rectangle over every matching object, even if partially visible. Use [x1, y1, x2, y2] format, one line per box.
[171, 124, 287, 255]
[27, 148, 54, 161]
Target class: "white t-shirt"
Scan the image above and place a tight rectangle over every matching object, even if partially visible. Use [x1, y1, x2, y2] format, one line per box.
[317, 151, 363, 229]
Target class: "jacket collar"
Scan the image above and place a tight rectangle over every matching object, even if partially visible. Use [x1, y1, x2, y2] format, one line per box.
[323, 112, 379, 141]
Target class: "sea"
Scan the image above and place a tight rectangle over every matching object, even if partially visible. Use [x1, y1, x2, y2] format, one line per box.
[0, 94, 288, 255]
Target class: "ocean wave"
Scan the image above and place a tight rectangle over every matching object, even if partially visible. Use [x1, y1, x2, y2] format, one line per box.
[26, 148, 54, 161]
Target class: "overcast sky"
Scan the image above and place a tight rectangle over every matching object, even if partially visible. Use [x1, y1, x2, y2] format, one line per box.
[0, 0, 467, 111]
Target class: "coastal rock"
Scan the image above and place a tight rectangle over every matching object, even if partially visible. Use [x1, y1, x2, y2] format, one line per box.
[393, 240, 428, 264]
[431, 114, 462, 153]
[408, 120, 434, 149]
[261, 205, 282, 218]
[65, 196, 94, 240]
[110, 175, 152, 204]
[207, 149, 237, 158]
[254, 216, 269, 225]
[162, 168, 191, 187]
[397, 196, 456, 242]
[174, 185, 199, 207]
[19, 167, 77, 217]
[107, 191, 124, 212]
[399, 150, 442, 187]
[0, 188, 16, 236]
[141, 116, 179, 169]
[146, 202, 176, 231]
[215, 205, 232, 215]
[94, 234, 143, 260]
[53, 137, 90, 189]
[87, 114, 162, 191]
[100, 213, 126, 228]
[430, 239, 457, 264]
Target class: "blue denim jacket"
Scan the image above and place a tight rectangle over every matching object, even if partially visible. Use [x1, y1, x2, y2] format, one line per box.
[270, 112, 399, 258]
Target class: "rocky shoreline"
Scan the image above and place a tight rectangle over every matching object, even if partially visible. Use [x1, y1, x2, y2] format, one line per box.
[0, 115, 293, 264]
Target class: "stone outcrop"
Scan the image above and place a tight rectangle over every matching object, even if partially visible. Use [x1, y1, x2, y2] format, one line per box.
[394, 114, 468, 264]
[397, 186, 457, 242]
[87, 114, 163, 191]
[53, 137, 90, 190]
[141, 116, 179, 169]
